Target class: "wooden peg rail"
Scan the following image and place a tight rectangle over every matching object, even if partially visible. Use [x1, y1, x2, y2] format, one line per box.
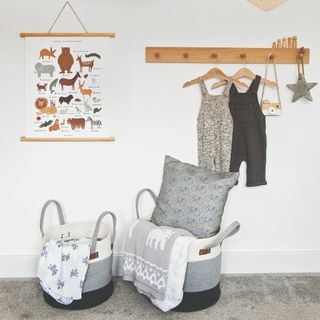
[146, 47, 310, 64]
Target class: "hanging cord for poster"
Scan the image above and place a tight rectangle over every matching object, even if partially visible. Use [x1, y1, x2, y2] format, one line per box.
[260, 54, 282, 107]
[48, 1, 88, 33]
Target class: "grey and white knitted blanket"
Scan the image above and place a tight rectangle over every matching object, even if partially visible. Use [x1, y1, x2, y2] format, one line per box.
[123, 220, 194, 310]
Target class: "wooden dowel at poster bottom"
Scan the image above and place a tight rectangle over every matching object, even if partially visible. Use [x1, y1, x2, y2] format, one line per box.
[20, 137, 115, 142]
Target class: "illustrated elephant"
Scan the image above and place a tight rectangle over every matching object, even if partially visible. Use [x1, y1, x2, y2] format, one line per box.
[35, 62, 55, 78]
[146, 229, 174, 251]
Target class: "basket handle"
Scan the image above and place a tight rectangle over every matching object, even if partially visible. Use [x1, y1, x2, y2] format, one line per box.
[136, 188, 158, 219]
[210, 221, 240, 249]
[40, 200, 66, 238]
[90, 211, 117, 255]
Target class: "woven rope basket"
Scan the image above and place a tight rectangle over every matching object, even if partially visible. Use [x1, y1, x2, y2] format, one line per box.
[39, 200, 117, 310]
[136, 189, 240, 312]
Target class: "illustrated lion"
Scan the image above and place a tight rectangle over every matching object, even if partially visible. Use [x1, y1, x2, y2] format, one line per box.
[34, 97, 48, 110]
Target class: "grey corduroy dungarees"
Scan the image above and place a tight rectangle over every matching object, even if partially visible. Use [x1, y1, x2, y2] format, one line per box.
[229, 75, 267, 187]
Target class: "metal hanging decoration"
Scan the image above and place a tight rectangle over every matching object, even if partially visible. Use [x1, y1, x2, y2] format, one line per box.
[287, 48, 317, 102]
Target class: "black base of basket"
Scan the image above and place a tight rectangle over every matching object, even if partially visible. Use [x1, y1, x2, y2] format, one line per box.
[173, 283, 221, 312]
[43, 281, 114, 310]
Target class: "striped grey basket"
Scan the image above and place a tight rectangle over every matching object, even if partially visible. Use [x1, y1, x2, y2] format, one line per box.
[39, 200, 117, 310]
[136, 189, 240, 312]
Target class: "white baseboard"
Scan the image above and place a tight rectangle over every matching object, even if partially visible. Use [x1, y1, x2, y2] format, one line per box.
[221, 250, 320, 274]
[1, 251, 319, 278]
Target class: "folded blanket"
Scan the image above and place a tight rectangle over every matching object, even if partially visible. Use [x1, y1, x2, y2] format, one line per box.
[38, 238, 90, 305]
[123, 220, 195, 311]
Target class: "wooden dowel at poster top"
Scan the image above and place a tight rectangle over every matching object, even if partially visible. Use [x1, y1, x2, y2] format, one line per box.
[20, 33, 115, 38]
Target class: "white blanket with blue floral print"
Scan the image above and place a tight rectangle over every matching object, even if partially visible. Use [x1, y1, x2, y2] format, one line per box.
[38, 238, 90, 305]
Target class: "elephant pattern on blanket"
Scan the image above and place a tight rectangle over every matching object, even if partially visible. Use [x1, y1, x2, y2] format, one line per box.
[123, 220, 194, 303]
[146, 229, 174, 251]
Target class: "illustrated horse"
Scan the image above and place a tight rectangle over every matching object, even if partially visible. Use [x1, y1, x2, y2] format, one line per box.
[59, 72, 81, 91]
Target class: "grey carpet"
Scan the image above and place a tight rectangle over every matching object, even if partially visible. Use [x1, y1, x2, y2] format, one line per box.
[0, 275, 319, 320]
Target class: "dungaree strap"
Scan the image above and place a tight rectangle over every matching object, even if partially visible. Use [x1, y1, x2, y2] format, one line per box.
[249, 75, 261, 93]
[223, 77, 233, 96]
[199, 78, 209, 96]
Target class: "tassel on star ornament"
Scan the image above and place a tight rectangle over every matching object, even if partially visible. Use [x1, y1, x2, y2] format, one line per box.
[287, 48, 317, 102]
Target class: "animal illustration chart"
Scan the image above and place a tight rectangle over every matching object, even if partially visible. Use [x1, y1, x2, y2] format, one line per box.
[24, 37, 111, 139]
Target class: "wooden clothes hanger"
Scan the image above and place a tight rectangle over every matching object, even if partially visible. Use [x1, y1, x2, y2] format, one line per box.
[211, 54, 278, 89]
[212, 67, 278, 89]
[183, 67, 248, 89]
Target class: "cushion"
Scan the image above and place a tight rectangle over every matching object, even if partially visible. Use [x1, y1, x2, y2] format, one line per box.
[151, 156, 239, 238]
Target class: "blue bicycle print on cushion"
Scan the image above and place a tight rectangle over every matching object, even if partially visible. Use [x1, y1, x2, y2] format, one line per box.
[189, 195, 203, 205]
[200, 216, 215, 226]
[175, 196, 186, 206]
[186, 206, 201, 216]
[169, 207, 183, 218]
[202, 205, 219, 214]
[163, 188, 175, 197]
[209, 185, 225, 193]
[159, 198, 170, 208]
[167, 219, 180, 227]
[205, 194, 220, 204]
[196, 227, 212, 238]
[168, 177, 177, 186]
[180, 175, 194, 185]
[175, 186, 190, 194]
[191, 184, 207, 194]
[183, 217, 198, 228]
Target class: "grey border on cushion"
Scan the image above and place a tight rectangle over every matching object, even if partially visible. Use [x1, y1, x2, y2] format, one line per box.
[151, 156, 239, 238]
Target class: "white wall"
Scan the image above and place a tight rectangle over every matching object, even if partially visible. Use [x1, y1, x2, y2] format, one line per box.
[0, 0, 319, 277]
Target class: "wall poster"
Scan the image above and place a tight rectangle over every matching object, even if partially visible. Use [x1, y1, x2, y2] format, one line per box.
[21, 34, 115, 141]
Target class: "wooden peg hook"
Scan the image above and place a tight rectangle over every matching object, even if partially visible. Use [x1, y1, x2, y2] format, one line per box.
[211, 53, 218, 59]
[298, 47, 305, 59]
[240, 53, 248, 64]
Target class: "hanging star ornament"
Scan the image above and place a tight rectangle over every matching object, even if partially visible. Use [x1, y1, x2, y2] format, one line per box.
[287, 74, 317, 102]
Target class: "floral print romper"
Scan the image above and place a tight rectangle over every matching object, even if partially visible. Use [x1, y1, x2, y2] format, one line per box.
[197, 78, 233, 172]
